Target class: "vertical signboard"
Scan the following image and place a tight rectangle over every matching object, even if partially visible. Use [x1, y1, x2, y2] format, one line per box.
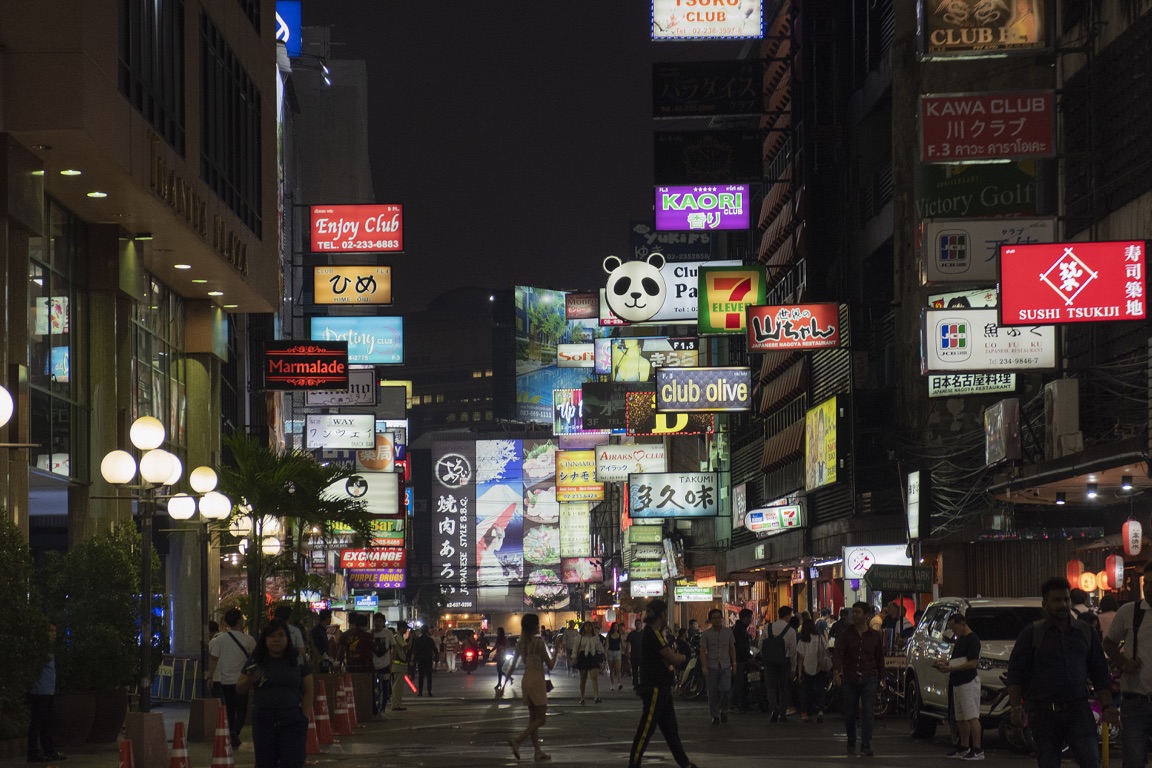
[432, 441, 475, 610]
[805, 397, 838, 491]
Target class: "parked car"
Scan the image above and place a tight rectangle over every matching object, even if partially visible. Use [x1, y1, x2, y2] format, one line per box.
[904, 597, 1044, 739]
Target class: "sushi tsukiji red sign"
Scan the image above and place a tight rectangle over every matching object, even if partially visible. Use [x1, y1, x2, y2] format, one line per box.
[339, 548, 406, 569]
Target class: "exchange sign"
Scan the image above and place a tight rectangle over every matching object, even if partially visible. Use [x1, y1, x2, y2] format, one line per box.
[656, 367, 752, 413]
[655, 184, 750, 231]
[920, 92, 1055, 163]
[920, 308, 1056, 373]
[698, 264, 767, 334]
[628, 472, 720, 519]
[313, 266, 392, 305]
[747, 304, 840, 351]
[339, 548, 406, 570]
[999, 241, 1146, 325]
[310, 204, 403, 253]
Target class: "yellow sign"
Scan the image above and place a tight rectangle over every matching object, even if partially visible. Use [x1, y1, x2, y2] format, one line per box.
[556, 450, 604, 502]
[805, 397, 838, 491]
[313, 266, 392, 305]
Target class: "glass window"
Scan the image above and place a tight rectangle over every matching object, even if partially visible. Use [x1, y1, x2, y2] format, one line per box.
[132, 278, 186, 450]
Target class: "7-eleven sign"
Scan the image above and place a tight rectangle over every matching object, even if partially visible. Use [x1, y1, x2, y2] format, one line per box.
[698, 264, 767, 334]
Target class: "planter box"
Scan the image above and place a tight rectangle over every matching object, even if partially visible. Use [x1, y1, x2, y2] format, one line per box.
[0, 737, 28, 760]
[186, 698, 221, 742]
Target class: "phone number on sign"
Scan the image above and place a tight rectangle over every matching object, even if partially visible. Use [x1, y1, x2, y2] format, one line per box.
[988, 358, 1041, 366]
[315, 239, 401, 251]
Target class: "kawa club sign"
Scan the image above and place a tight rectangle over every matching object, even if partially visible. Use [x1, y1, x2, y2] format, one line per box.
[920, 91, 1054, 164]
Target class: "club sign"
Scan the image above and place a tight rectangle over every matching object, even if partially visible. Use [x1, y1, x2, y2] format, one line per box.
[656, 367, 752, 412]
[655, 184, 750, 231]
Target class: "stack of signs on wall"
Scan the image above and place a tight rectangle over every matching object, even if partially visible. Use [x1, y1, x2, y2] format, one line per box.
[559, 501, 601, 583]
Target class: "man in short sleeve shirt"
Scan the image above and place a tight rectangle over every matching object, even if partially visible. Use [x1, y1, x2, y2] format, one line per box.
[1104, 560, 1152, 768]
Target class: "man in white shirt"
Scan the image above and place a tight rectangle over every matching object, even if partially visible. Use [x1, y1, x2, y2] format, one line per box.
[563, 621, 581, 677]
[1104, 561, 1152, 768]
[206, 608, 256, 749]
[761, 606, 797, 723]
[698, 608, 736, 725]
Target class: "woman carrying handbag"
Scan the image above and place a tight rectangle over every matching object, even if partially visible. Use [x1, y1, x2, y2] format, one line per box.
[507, 613, 556, 761]
[576, 622, 606, 704]
[795, 617, 831, 723]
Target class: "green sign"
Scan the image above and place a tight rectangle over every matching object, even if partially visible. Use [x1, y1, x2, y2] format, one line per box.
[631, 560, 664, 580]
[629, 525, 664, 544]
[864, 564, 934, 593]
[674, 585, 713, 602]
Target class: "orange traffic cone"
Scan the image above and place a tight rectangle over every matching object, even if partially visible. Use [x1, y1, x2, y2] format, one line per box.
[343, 674, 360, 729]
[119, 740, 136, 768]
[314, 681, 335, 744]
[305, 715, 323, 755]
[211, 705, 235, 768]
[169, 722, 190, 768]
[332, 683, 353, 736]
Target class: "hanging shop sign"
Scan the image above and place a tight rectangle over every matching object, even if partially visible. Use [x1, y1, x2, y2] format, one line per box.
[595, 444, 667, 483]
[652, 60, 761, 118]
[698, 264, 767, 334]
[631, 579, 666, 598]
[920, 91, 1055, 164]
[304, 367, 376, 406]
[611, 337, 698, 382]
[310, 316, 403, 364]
[917, 0, 1048, 59]
[631, 561, 666, 580]
[920, 308, 1056, 373]
[305, 413, 375, 450]
[557, 343, 596, 368]
[309, 204, 403, 253]
[984, 398, 1022, 465]
[630, 221, 715, 262]
[628, 472, 720, 519]
[275, 1, 302, 57]
[313, 266, 392, 305]
[561, 557, 604, 584]
[655, 184, 750, 231]
[747, 304, 840, 351]
[674, 584, 714, 602]
[325, 471, 401, 517]
[732, 482, 748, 530]
[582, 382, 649, 431]
[744, 504, 804, 535]
[655, 367, 752, 412]
[565, 292, 599, 320]
[654, 131, 761, 184]
[602, 256, 741, 325]
[559, 502, 592, 558]
[651, 0, 763, 41]
[264, 341, 348, 390]
[906, 470, 928, 540]
[843, 544, 911, 579]
[346, 569, 406, 589]
[626, 390, 715, 436]
[919, 217, 1056, 284]
[339, 548, 406, 570]
[805, 397, 839, 491]
[928, 372, 1016, 398]
[999, 241, 1147, 325]
[554, 388, 609, 436]
[629, 525, 665, 545]
[556, 450, 604, 502]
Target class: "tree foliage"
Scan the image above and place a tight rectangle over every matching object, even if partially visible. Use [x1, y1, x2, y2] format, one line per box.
[0, 517, 49, 739]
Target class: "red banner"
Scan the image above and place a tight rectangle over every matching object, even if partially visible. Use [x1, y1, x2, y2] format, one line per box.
[920, 92, 1054, 164]
[310, 204, 403, 253]
[339, 548, 407, 570]
[999, 241, 1146, 325]
[747, 304, 840, 351]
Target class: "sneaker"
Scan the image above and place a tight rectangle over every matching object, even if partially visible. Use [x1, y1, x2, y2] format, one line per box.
[770, 710, 779, 723]
[720, 712, 728, 723]
[947, 748, 967, 758]
[711, 717, 720, 725]
[962, 749, 985, 761]
[860, 744, 874, 757]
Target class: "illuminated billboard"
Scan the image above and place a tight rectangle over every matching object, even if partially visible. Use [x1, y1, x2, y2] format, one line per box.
[313, 266, 392, 305]
[305, 367, 376, 407]
[310, 316, 403, 364]
[698, 264, 767, 334]
[918, 0, 1048, 59]
[557, 343, 595, 368]
[928, 373, 1016, 398]
[611, 337, 698, 382]
[305, 414, 374, 450]
[655, 184, 750, 231]
[557, 450, 604, 502]
[747, 304, 840, 351]
[309, 204, 403, 253]
[920, 308, 1056, 373]
[595, 444, 667, 483]
[602, 259, 741, 325]
[920, 92, 1055, 163]
[652, 0, 763, 41]
[264, 341, 348, 390]
[656, 367, 752, 412]
[626, 390, 714, 436]
[628, 472, 720, 518]
[919, 218, 1056, 285]
[805, 397, 838, 491]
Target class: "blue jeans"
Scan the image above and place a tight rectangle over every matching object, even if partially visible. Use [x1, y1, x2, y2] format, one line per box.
[842, 676, 879, 746]
[1120, 696, 1152, 768]
[705, 666, 732, 719]
[252, 707, 308, 768]
[1028, 701, 1099, 768]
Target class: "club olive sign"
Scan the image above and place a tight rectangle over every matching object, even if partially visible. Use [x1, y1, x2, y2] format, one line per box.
[655, 367, 752, 412]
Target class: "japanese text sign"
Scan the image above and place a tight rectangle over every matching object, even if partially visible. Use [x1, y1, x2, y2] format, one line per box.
[565, 292, 599, 320]
[313, 266, 392, 305]
[652, 60, 761, 118]
[626, 390, 714, 436]
[656, 367, 752, 412]
[432, 441, 476, 610]
[611, 337, 698, 382]
[596, 444, 667, 483]
[305, 413, 374, 450]
[628, 472, 720, 518]
[745, 504, 804, 534]
[999, 241, 1146, 325]
[698, 264, 767, 334]
[310, 204, 403, 253]
[559, 502, 592, 558]
[920, 92, 1055, 163]
[655, 184, 750, 231]
[928, 373, 1016, 398]
[556, 450, 604, 502]
[747, 304, 840, 351]
[264, 341, 348, 390]
[921, 308, 1057, 373]
[345, 569, 406, 589]
[918, 0, 1048, 58]
[310, 316, 403, 364]
[305, 367, 376, 407]
[919, 218, 1056, 284]
[339, 548, 406, 570]
[652, 0, 763, 41]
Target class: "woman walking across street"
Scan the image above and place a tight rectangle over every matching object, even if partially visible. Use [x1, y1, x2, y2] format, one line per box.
[576, 621, 606, 704]
[606, 622, 626, 691]
[795, 617, 830, 723]
[494, 627, 510, 690]
[507, 613, 555, 761]
[236, 619, 314, 768]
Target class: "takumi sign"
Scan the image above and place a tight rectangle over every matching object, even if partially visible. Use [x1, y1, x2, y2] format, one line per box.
[264, 341, 348, 390]
[999, 241, 1146, 325]
[340, 548, 406, 569]
[655, 184, 750, 231]
[628, 472, 720, 519]
[921, 308, 1057, 373]
[747, 304, 840, 351]
[310, 204, 403, 253]
[920, 92, 1054, 163]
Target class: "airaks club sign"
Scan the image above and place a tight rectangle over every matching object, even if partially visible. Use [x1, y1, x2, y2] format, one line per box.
[999, 241, 1147, 325]
[264, 341, 348, 390]
[655, 184, 750, 231]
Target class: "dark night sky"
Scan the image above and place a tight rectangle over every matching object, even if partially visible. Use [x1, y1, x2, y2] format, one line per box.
[305, 1, 745, 312]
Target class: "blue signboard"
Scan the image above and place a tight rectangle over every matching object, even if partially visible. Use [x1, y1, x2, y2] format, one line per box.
[310, 316, 403, 364]
[275, 1, 302, 58]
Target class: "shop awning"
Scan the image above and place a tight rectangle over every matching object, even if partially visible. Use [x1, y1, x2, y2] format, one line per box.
[759, 359, 807, 415]
[761, 419, 804, 472]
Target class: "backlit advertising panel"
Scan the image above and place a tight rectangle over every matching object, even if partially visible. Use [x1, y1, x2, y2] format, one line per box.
[264, 341, 348, 390]
[582, 382, 649, 431]
[432, 441, 476, 610]
[556, 450, 604, 502]
[602, 260, 741, 326]
[915, 161, 1040, 219]
[920, 92, 1055, 164]
[325, 471, 400, 517]
[561, 557, 603, 584]
[557, 343, 595, 368]
[628, 472, 720, 519]
[611, 337, 698, 381]
[594, 337, 613, 374]
[305, 413, 374, 450]
[652, 0, 763, 41]
[309, 204, 403, 253]
[928, 288, 998, 309]
[747, 304, 840, 351]
[920, 308, 1056, 373]
[596, 444, 667, 483]
[630, 221, 715, 262]
[313, 266, 392, 305]
[999, 241, 1146, 325]
[655, 184, 750, 231]
[340, 548, 406, 570]
[919, 218, 1056, 285]
[275, 1, 302, 57]
[699, 264, 767, 334]
[559, 502, 592, 558]
[553, 388, 609, 436]
[310, 316, 403, 364]
[565, 292, 599, 320]
[653, 60, 761, 118]
[745, 504, 804, 535]
[656, 367, 752, 412]
[345, 570, 405, 589]
[928, 372, 1016, 398]
[918, 0, 1048, 59]
[626, 391, 715, 436]
[305, 367, 376, 406]
[805, 397, 838, 491]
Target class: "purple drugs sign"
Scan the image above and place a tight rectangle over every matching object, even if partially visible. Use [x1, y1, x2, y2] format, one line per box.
[654, 184, 750, 231]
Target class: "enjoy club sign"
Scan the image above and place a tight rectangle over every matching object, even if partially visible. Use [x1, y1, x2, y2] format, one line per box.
[654, 184, 750, 231]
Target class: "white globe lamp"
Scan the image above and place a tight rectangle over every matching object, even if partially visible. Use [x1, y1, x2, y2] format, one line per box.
[139, 449, 176, 485]
[230, 515, 253, 538]
[164, 455, 184, 487]
[0, 385, 13, 429]
[199, 491, 232, 520]
[261, 537, 282, 556]
[189, 466, 218, 494]
[168, 493, 197, 520]
[238, 538, 249, 555]
[259, 515, 282, 537]
[129, 416, 166, 450]
[100, 450, 137, 485]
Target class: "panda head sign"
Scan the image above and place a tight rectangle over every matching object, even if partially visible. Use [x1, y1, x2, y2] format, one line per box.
[603, 253, 668, 323]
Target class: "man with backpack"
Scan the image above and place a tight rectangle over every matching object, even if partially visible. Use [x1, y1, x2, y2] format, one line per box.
[1007, 577, 1117, 768]
[761, 606, 797, 723]
[1104, 560, 1152, 768]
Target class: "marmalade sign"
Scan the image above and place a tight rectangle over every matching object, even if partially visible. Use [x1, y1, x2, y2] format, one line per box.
[264, 341, 348, 390]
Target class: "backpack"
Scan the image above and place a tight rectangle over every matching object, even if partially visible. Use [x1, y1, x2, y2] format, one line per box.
[761, 621, 790, 666]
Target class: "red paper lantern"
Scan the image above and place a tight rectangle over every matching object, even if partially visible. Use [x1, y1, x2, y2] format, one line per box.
[1124, 520, 1143, 557]
[1107, 554, 1125, 590]
[1097, 570, 1110, 590]
[1066, 559, 1084, 586]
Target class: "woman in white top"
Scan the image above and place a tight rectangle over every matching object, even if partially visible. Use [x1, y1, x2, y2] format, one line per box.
[795, 617, 831, 723]
[574, 622, 606, 705]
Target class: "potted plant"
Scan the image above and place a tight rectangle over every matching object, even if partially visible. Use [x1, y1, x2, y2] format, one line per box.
[0, 517, 50, 758]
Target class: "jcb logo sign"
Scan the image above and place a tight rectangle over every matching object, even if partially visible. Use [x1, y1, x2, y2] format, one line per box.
[698, 264, 766, 334]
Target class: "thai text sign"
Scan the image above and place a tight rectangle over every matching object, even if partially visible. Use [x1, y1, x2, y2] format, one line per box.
[313, 266, 392, 305]
[557, 450, 604, 502]
[655, 184, 750, 231]
[919, 218, 1056, 284]
[345, 569, 406, 589]
[596, 444, 667, 483]
[920, 92, 1054, 163]
[928, 372, 1016, 398]
[305, 367, 376, 406]
[626, 391, 715, 436]
[919, 0, 1048, 58]
[652, 0, 763, 41]
[264, 341, 348, 390]
[310, 316, 403, 364]
[340, 548, 406, 569]
[305, 413, 374, 450]
[805, 397, 838, 491]
[628, 472, 720, 519]
[745, 504, 803, 534]
[698, 264, 767, 334]
[656, 367, 752, 412]
[747, 304, 840, 351]
[999, 241, 1146, 325]
[310, 204, 403, 252]
[921, 308, 1057, 372]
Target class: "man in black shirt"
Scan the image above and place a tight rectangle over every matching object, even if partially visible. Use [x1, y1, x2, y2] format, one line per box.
[628, 600, 698, 768]
[626, 618, 645, 692]
[731, 608, 753, 710]
[933, 613, 982, 759]
[1007, 577, 1118, 768]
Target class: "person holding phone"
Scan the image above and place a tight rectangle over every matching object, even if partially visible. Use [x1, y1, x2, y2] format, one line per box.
[237, 619, 313, 768]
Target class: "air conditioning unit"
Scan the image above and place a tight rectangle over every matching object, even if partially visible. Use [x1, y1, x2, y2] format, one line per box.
[1044, 379, 1082, 460]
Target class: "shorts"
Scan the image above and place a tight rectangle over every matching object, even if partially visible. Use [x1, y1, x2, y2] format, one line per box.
[953, 679, 981, 721]
[607, 649, 623, 663]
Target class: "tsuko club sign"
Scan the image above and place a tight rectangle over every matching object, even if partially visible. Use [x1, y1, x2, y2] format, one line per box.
[310, 204, 403, 253]
[920, 92, 1055, 164]
[655, 184, 750, 231]
[747, 304, 840, 351]
[999, 241, 1147, 325]
[340, 548, 406, 570]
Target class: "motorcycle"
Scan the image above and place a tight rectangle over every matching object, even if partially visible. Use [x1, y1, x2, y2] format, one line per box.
[461, 646, 481, 674]
[742, 657, 770, 712]
[678, 637, 705, 700]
